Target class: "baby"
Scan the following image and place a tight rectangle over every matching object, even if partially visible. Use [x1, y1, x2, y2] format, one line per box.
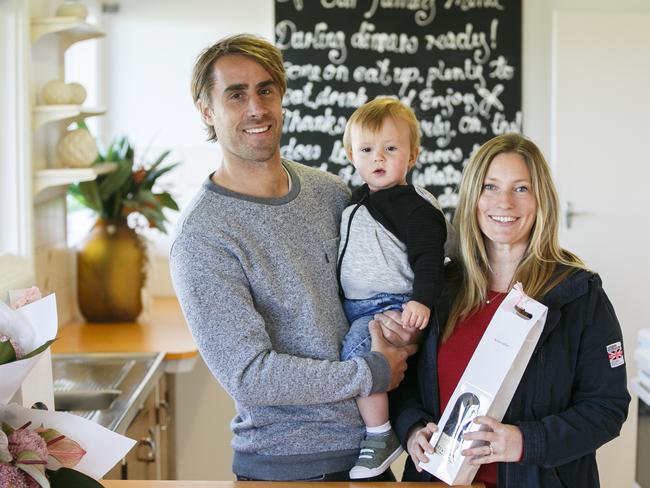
[337, 97, 447, 479]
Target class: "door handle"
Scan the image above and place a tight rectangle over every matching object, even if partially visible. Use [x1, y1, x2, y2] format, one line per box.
[563, 201, 589, 229]
[157, 399, 169, 432]
[136, 427, 157, 463]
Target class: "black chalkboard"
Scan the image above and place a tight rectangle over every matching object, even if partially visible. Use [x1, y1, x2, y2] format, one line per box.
[274, 0, 521, 214]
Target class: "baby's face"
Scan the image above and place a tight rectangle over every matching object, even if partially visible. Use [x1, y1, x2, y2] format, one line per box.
[349, 117, 416, 192]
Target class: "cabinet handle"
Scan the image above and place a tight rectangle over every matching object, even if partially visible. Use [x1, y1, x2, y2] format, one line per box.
[157, 399, 170, 432]
[136, 428, 157, 463]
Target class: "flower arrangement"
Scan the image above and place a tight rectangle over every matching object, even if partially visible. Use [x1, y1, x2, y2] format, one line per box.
[0, 420, 100, 487]
[0, 290, 54, 367]
[68, 134, 180, 233]
[0, 290, 134, 485]
[0, 293, 58, 405]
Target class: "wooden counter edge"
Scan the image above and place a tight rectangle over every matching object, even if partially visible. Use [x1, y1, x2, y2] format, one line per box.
[101, 482, 485, 487]
[52, 296, 199, 361]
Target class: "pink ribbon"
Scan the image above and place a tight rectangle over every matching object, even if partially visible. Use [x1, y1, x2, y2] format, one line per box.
[512, 282, 532, 319]
[512, 282, 530, 306]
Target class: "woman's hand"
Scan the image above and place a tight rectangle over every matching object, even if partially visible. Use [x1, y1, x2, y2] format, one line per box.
[406, 422, 438, 471]
[461, 416, 523, 465]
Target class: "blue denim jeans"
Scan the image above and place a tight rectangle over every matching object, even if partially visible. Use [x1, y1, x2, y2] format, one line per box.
[340, 293, 410, 361]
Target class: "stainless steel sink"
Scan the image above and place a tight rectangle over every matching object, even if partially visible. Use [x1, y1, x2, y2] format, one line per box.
[52, 352, 165, 434]
[54, 389, 122, 411]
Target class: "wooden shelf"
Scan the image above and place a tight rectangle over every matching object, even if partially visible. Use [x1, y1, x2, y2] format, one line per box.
[32, 105, 106, 129]
[31, 16, 105, 48]
[33, 162, 117, 195]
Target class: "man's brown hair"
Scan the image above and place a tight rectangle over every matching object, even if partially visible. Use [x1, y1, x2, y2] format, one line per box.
[191, 34, 287, 142]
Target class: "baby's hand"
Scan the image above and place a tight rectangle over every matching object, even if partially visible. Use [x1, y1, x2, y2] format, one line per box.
[401, 301, 430, 330]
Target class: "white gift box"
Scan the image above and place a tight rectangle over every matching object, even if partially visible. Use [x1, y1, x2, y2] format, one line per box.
[419, 284, 548, 485]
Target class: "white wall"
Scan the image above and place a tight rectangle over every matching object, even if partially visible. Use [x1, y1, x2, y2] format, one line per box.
[99, 0, 647, 483]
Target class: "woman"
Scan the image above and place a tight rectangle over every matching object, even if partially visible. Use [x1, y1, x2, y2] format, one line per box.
[388, 133, 630, 487]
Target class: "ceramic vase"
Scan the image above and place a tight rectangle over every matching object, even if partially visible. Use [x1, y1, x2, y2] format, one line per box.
[77, 221, 146, 322]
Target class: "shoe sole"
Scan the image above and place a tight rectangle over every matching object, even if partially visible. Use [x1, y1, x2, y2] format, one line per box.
[348, 445, 404, 479]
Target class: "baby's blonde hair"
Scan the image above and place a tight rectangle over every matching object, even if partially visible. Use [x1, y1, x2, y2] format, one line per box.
[343, 98, 420, 155]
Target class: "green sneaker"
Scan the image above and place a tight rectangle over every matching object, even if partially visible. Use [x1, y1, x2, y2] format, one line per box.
[349, 429, 403, 479]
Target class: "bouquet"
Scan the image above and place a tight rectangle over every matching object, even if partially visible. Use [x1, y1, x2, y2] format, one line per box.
[0, 404, 136, 487]
[0, 289, 53, 365]
[1, 419, 95, 487]
[0, 292, 58, 404]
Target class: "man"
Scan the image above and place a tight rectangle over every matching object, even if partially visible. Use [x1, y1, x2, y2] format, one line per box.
[170, 34, 418, 481]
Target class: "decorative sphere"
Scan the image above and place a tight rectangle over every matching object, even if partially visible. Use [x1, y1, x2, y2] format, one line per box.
[41, 79, 71, 105]
[55, 1, 88, 19]
[57, 128, 98, 168]
[68, 82, 87, 104]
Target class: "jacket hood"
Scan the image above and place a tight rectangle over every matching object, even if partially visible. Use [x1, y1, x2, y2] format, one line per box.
[540, 267, 597, 310]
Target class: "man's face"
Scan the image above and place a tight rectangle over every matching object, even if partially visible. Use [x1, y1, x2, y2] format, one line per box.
[202, 54, 283, 165]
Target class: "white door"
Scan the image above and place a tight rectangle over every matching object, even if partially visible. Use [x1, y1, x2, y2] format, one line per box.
[554, 11, 650, 488]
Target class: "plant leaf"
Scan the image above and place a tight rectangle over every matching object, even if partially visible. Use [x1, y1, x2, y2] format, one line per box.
[16, 451, 48, 486]
[147, 149, 171, 173]
[98, 160, 132, 200]
[16, 450, 43, 463]
[105, 136, 127, 162]
[17, 463, 50, 488]
[144, 162, 180, 187]
[23, 339, 56, 360]
[46, 436, 86, 468]
[2, 422, 15, 435]
[36, 428, 62, 443]
[0, 429, 12, 462]
[156, 192, 179, 210]
[47, 467, 103, 488]
[136, 206, 168, 233]
[0, 339, 17, 365]
[68, 184, 92, 209]
[135, 189, 158, 205]
[75, 181, 103, 214]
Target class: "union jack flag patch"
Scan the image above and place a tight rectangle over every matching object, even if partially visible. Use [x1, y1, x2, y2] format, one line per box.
[606, 342, 625, 368]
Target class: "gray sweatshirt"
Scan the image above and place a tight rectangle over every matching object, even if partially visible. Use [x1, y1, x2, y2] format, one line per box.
[169, 160, 391, 480]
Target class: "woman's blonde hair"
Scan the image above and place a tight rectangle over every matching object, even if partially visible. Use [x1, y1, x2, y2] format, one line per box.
[190, 34, 286, 143]
[443, 133, 586, 341]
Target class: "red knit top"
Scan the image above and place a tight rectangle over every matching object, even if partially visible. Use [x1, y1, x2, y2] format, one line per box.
[437, 291, 506, 488]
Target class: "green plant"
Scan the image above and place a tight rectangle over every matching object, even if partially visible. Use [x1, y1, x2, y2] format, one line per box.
[69, 135, 180, 233]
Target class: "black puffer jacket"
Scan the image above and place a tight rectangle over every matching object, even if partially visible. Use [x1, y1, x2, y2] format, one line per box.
[390, 265, 630, 487]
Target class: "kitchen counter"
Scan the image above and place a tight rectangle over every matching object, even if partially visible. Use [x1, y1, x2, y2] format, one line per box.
[101, 482, 485, 487]
[53, 297, 197, 365]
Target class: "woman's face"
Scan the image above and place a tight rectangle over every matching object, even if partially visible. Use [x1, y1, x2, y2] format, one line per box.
[476, 152, 537, 250]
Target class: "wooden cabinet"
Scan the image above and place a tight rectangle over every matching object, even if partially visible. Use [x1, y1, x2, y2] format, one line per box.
[104, 374, 175, 480]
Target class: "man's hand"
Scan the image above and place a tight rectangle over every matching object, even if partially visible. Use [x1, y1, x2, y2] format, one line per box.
[402, 300, 431, 330]
[373, 309, 423, 347]
[369, 321, 417, 390]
